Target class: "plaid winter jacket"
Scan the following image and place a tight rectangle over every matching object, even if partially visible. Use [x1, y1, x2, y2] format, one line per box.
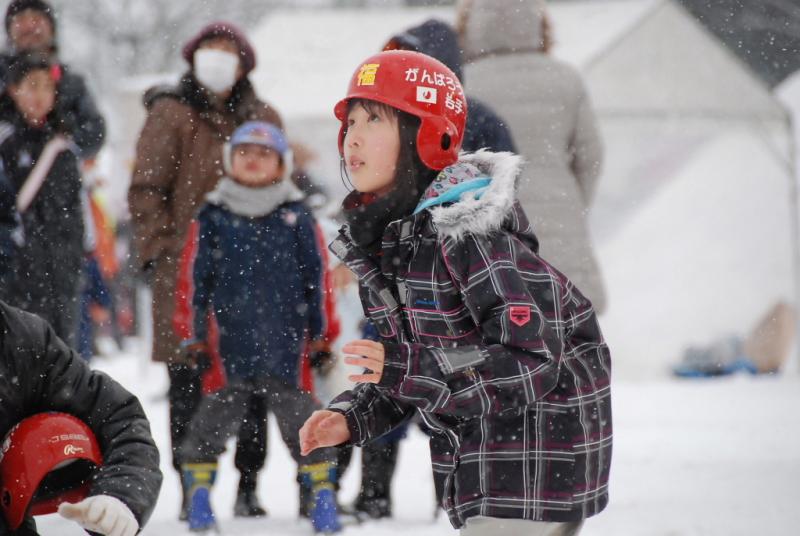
[328, 151, 612, 528]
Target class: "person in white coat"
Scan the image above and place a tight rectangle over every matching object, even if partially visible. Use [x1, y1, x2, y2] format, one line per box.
[457, 0, 608, 313]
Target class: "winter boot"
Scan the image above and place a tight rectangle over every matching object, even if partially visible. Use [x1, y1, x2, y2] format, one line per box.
[353, 440, 398, 519]
[234, 472, 267, 517]
[182, 463, 218, 532]
[300, 462, 342, 533]
[179, 472, 190, 521]
[298, 475, 312, 518]
[299, 447, 353, 520]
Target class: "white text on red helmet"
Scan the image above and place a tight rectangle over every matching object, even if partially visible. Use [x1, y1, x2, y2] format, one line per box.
[48, 434, 89, 444]
[64, 444, 85, 456]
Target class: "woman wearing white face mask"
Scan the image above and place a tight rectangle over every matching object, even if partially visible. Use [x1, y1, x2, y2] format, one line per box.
[128, 21, 284, 522]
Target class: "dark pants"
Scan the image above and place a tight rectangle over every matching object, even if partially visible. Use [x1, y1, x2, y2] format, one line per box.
[180, 375, 337, 467]
[167, 364, 268, 475]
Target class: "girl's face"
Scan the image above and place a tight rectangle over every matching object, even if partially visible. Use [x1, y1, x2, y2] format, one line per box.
[9, 69, 56, 127]
[344, 103, 400, 195]
[230, 143, 284, 187]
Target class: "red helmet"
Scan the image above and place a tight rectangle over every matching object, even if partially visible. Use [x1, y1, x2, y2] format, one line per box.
[0, 413, 102, 529]
[334, 50, 468, 171]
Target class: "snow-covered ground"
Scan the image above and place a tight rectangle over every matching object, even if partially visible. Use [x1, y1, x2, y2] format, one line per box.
[30, 340, 800, 536]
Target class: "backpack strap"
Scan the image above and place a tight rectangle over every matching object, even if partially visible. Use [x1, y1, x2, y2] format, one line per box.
[15, 136, 72, 213]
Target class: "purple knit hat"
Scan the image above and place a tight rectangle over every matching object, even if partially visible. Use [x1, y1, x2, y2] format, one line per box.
[182, 21, 256, 75]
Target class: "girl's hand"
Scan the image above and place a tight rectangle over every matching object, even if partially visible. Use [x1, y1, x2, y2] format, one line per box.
[342, 339, 385, 383]
[299, 410, 350, 456]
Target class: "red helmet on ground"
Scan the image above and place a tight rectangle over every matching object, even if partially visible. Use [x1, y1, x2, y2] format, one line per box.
[334, 50, 468, 171]
[0, 413, 102, 529]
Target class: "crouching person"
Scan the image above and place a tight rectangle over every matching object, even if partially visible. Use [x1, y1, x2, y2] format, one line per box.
[178, 121, 340, 533]
[0, 300, 162, 535]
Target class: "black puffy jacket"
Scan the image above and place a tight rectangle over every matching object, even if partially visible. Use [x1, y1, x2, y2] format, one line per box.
[0, 105, 84, 343]
[0, 301, 162, 535]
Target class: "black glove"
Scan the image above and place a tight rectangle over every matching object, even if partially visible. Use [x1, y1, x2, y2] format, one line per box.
[310, 349, 334, 370]
[181, 340, 212, 373]
[140, 259, 156, 286]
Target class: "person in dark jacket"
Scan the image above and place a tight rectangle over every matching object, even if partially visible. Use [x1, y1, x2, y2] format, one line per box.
[0, 0, 105, 158]
[178, 121, 341, 534]
[344, 18, 518, 520]
[300, 51, 612, 536]
[0, 52, 84, 346]
[0, 172, 14, 282]
[384, 18, 516, 155]
[128, 22, 284, 518]
[0, 300, 162, 535]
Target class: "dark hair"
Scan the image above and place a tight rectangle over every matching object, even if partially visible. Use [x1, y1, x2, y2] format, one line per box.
[5, 0, 55, 33]
[5, 52, 51, 86]
[341, 98, 438, 197]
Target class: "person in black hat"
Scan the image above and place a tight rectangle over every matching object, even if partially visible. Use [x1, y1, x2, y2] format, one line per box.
[0, 0, 105, 158]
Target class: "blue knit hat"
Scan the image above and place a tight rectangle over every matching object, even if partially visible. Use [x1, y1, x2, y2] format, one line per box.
[230, 121, 288, 155]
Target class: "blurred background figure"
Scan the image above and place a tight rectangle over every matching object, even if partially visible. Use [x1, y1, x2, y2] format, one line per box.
[1, 0, 105, 159]
[458, 0, 607, 313]
[674, 302, 795, 377]
[127, 21, 284, 521]
[77, 161, 124, 361]
[0, 52, 84, 345]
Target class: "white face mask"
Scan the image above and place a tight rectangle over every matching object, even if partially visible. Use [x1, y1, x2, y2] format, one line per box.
[194, 48, 240, 94]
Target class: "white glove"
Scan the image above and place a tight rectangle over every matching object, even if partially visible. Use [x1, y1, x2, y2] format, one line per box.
[58, 495, 139, 536]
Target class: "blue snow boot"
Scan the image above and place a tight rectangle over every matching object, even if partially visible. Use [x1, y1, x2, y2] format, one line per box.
[182, 463, 218, 533]
[300, 462, 342, 534]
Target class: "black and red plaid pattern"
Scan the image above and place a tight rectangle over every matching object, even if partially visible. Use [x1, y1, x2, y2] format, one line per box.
[329, 201, 612, 528]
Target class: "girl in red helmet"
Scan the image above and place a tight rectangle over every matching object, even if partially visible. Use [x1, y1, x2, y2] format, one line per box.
[299, 50, 613, 535]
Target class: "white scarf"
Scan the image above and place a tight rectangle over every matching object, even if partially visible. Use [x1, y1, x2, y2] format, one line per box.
[205, 177, 304, 217]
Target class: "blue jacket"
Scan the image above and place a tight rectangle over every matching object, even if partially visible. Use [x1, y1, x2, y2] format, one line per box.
[191, 200, 324, 382]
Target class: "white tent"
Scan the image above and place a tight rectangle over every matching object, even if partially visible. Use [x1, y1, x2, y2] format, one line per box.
[566, 0, 795, 378]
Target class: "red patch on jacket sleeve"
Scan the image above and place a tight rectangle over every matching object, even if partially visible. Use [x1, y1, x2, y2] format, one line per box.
[509, 305, 531, 327]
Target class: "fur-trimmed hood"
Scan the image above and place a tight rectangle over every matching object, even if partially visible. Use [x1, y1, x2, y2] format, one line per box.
[421, 150, 527, 241]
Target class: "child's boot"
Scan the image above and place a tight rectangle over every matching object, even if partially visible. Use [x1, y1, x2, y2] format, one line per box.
[300, 462, 342, 534]
[353, 440, 397, 519]
[182, 463, 218, 532]
[179, 471, 190, 521]
[234, 471, 267, 517]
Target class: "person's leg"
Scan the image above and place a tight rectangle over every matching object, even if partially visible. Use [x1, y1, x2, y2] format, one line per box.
[179, 380, 251, 531]
[180, 380, 252, 462]
[167, 364, 204, 471]
[353, 423, 407, 519]
[233, 391, 269, 517]
[77, 286, 94, 360]
[48, 271, 83, 349]
[265, 377, 341, 533]
[460, 517, 584, 536]
[166, 362, 203, 520]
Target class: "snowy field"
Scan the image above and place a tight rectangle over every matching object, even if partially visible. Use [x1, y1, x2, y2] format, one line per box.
[30, 339, 800, 536]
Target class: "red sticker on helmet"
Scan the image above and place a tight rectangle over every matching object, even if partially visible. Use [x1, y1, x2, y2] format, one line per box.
[509, 305, 531, 327]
